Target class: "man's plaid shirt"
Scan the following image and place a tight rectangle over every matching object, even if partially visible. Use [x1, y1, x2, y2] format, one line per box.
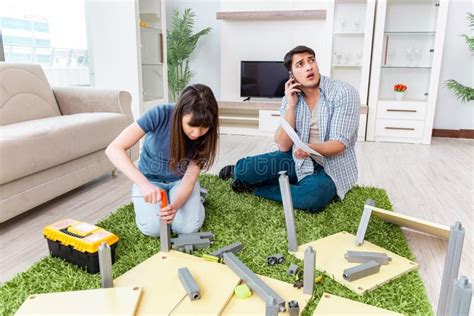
[279, 75, 360, 199]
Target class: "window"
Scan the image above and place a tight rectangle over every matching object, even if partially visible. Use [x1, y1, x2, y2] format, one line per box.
[0, 0, 90, 86]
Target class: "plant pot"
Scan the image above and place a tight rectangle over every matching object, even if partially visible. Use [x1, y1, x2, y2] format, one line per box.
[395, 91, 405, 101]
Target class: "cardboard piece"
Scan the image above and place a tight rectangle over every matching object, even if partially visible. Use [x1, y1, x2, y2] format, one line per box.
[293, 232, 418, 295]
[313, 292, 402, 315]
[16, 286, 142, 316]
[114, 250, 240, 315]
[222, 275, 312, 315]
[367, 205, 450, 239]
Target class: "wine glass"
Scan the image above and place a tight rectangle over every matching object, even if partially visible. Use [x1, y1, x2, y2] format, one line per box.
[405, 48, 414, 66]
[334, 52, 342, 65]
[339, 18, 347, 32]
[354, 18, 361, 32]
[355, 51, 363, 65]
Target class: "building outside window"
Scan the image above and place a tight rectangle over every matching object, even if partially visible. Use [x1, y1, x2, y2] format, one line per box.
[0, 0, 91, 86]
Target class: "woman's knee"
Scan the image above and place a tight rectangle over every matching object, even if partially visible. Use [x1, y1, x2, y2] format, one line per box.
[172, 211, 204, 234]
[136, 219, 161, 237]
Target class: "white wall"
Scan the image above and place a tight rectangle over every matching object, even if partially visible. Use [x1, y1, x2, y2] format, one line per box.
[85, 0, 142, 118]
[166, 0, 221, 97]
[433, 0, 473, 130]
[219, 0, 333, 99]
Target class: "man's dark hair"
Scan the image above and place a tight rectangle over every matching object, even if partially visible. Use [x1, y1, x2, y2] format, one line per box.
[283, 45, 316, 71]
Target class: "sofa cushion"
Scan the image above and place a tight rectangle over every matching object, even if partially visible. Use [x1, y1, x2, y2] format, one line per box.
[0, 112, 129, 184]
[0, 63, 61, 126]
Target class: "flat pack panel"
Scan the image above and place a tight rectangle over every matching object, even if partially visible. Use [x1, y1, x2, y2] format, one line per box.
[170, 251, 241, 315]
[368, 205, 450, 239]
[293, 232, 418, 295]
[222, 275, 311, 315]
[115, 250, 240, 315]
[16, 286, 142, 316]
[313, 292, 402, 315]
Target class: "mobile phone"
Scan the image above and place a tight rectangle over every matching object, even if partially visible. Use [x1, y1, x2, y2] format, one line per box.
[289, 71, 299, 84]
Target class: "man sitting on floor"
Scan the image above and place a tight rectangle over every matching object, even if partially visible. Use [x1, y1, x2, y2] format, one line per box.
[219, 45, 360, 212]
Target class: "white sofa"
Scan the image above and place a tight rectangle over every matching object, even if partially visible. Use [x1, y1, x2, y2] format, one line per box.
[0, 63, 138, 222]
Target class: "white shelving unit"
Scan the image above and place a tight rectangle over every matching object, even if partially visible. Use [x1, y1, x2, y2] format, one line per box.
[138, 0, 168, 114]
[330, 0, 376, 141]
[366, 0, 449, 144]
[84, 0, 168, 119]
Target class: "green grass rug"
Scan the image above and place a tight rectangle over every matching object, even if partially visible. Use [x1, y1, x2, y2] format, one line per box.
[0, 175, 432, 315]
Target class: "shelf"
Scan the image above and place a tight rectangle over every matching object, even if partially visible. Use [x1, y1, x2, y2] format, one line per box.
[143, 98, 164, 104]
[378, 99, 427, 105]
[219, 115, 259, 122]
[140, 26, 161, 32]
[381, 65, 432, 69]
[332, 64, 362, 68]
[218, 100, 280, 111]
[334, 32, 365, 36]
[216, 10, 326, 21]
[384, 31, 436, 36]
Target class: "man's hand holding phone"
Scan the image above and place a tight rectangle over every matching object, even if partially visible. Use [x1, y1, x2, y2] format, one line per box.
[285, 72, 301, 109]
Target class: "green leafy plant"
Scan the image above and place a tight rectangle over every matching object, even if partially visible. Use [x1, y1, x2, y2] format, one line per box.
[167, 8, 211, 102]
[445, 13, 474, 103]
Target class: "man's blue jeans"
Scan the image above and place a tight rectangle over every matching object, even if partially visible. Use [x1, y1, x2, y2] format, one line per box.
[234, 150, 336, 212]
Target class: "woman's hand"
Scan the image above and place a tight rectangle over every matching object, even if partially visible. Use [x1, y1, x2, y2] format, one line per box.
[294, 148, 310, 160]
[159, 204, 177, 224]
[139, 182, 163, 204]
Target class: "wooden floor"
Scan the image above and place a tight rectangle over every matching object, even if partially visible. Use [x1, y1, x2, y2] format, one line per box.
[1, 135, 472, 314]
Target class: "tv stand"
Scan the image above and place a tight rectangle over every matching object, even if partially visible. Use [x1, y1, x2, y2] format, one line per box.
[217, 100, 367, 140]
[218, 100, 281, 136]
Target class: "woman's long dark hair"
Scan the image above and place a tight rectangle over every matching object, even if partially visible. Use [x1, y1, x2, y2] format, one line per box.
[170, 84, 219, 172]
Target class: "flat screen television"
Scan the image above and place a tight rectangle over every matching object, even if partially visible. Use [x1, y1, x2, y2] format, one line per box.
[240, 61, 289, 98]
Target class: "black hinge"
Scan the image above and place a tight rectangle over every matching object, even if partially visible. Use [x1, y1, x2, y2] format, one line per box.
[435, 3, 440, 7]
[430, 49, 434, 53]
[424, 92, 429, 96]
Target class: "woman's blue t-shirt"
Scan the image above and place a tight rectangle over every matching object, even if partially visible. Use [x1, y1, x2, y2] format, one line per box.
[136, 104, 191, 182]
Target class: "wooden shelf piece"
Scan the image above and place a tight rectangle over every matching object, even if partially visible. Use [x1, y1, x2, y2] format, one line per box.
[216, 10, 326, 21]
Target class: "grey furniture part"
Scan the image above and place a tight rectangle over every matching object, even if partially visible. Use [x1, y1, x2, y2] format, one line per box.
[288, 263, 299, 276]
[288, 300, 300, 316]
[98, 242, 113, 288]
[303, 246, 316, 295]
[448, 276, 472, 316]
[355, 199, 376, 245]
[172, 238, 212, 253]
[171, 231, 214, 254]
[343, 260, 381, 282]
[265, 298, 280, 316]
[200, 187, 208, 203]
[267, 253, 284, 266]
[345, 251, 392, 265]
[160, 221, 171, 252]
[278, 171, 298, 252]
[178, 267, 201, 301]
[437, 222, 465, 316]
[176, 231, 214, 241]
[223, 252, 286, 312]
[211, 242, 243, 258]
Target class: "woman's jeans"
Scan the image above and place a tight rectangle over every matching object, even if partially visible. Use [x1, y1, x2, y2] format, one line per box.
[234, 150, 336, 212]
[131, 179, 205, 237]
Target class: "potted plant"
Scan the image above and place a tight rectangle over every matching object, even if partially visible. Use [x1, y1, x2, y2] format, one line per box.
[394, 83, 407, 101]
[167, 9, 211, 102]
[445, 13, 474, 102]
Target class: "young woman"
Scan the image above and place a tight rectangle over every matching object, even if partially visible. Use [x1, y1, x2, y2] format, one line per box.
[106, 84, 219, 237]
